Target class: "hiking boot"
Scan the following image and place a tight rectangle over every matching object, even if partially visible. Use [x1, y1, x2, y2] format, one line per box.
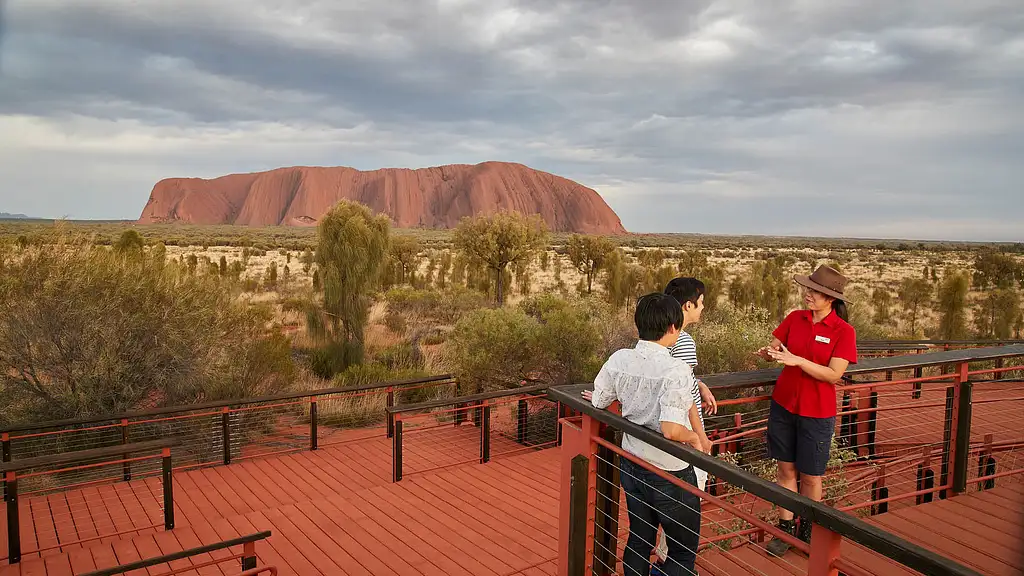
[797, 516, 812, 543]
[766, 519, 796, 557]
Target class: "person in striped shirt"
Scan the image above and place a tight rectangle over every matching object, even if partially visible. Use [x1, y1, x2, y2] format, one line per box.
[653, 277, 719, 569]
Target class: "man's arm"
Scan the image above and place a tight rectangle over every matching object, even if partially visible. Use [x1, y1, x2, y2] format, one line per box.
[659, 368, 702, 450]
[686, 403, 712, 453]
[589, 362, 617, 409]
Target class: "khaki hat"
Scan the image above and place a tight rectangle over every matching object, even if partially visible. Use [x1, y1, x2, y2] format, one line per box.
[794, 265, 850, 302]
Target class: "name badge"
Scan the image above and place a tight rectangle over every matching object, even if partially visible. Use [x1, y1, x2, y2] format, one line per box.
[815, 335, 831, 344]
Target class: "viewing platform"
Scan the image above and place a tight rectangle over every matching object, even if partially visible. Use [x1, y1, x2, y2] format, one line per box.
[1, 343, 1022, 576]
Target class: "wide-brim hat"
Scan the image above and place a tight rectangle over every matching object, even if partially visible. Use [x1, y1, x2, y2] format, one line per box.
[794, 265, 850, 302]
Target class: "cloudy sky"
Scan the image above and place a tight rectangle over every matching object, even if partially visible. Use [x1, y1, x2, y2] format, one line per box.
[1, 1, 1022, 240]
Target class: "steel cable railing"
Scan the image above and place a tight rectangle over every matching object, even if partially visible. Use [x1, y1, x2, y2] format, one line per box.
[2, 439, 176, 565]
[388, 384, 558, 481]
[1, 375, 459, 494]
[553, 343, 1024, 576]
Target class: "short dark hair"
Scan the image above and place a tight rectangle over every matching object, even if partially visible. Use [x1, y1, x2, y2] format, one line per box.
[635, 293, 682, 341]
[664, 277, 706, 307]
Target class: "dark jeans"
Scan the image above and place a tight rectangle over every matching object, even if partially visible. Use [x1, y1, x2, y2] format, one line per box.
[620, 458, 702, 576]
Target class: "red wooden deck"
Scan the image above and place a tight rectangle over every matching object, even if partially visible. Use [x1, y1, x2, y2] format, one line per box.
[1, 416, 1021, 575]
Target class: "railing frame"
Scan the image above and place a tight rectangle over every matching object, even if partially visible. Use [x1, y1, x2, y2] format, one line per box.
[2, 439, 178, 564]
[551, 342, 1024, 576]
[1, 375, 458, 481]
[76, 530, 272, 576]
[387, 384, 551, 482]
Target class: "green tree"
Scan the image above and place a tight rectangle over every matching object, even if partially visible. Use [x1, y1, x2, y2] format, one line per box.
[436, 251, 452, 290]
[539, 250, 550, 272]
[872, 288, 893, 324]
[602, 249, 646, 309]
[898, 278, 932, 337]
[388, 235, 421, 285]
[567, 234, 615, 294]
[306, 200, 391, 376]
[935, 269, 970, 340]
[676, 250, 709, 274]
[973, 249, 1020, 289]
[453, 211, 548, 304]
[637, 249, 666, 269]
[974, 289, 1022, 339]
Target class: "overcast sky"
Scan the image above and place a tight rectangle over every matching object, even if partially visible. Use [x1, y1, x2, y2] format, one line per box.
[1, 1, 1022, 240]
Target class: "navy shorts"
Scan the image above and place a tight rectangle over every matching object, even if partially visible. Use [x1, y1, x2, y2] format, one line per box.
[766, 399, 835, 477]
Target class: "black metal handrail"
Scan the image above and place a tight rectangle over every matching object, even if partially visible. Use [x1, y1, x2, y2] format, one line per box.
[0, 374, 456, 434]
[77, 531, 272, 576]
[550, 383, 982, 576]
[4, 440, 178, 564]
[699, 343, 1024, 390]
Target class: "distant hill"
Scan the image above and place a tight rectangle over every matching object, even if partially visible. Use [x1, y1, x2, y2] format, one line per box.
[0, 212, 31, 219]
[137, 161, 627, 234]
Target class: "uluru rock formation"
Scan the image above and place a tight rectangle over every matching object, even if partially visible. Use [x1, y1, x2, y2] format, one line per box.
[137, 161, 627, 234]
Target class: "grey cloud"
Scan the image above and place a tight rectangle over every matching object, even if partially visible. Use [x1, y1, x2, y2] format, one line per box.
[0, 0, 1022, 240]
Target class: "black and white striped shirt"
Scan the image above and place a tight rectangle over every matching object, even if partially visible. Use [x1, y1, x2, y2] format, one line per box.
[669, 331, 702, 425]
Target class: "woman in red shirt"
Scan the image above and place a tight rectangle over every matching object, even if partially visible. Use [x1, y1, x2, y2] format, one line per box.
[755, 265, 857, 556]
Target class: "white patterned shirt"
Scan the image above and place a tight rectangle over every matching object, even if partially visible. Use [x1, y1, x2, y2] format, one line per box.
[591, 340, 695, 471]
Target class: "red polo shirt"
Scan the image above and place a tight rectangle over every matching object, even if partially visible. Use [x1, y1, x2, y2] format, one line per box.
[771, 309, 857, 418]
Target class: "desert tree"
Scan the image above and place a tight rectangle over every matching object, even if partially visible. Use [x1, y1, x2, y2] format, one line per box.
[219, 255, 228, 276]
[974, 288, 1022, 339]
[637, 248, 667, 269]
[306, 200, 391, 375]
[567, 234, 616, 294]
[388, 235, 421, 286]
[898, 278, 933, 337]
[676, 250, 709, 274]
[539, 250, 550, 272]
[602, 249, 646, 309]
[935, 269, 971, 340]
[453, 211, 548, 304]
[973, 249, 1020, 290]
[872, 288, 893, 324]
[435, 251, 452, 289]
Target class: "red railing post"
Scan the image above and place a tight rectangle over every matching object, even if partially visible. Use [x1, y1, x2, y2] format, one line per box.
[558, 413, 598, 576]
[951, 362, 973, 495]
[242, 541, 257, 571]
[807, 523, 842, 576]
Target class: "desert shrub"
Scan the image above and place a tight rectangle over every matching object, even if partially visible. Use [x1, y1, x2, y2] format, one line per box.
[0, 234, 294, 426]
[445, 295, 610, 392]
[384, 286, 490, 327]
[690, 303, 775, 377]
[383, 308, 408, 334]
[374, 341, 425, 372]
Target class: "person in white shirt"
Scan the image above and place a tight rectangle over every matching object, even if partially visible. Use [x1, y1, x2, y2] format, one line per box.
[584, 293, 709, 576]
